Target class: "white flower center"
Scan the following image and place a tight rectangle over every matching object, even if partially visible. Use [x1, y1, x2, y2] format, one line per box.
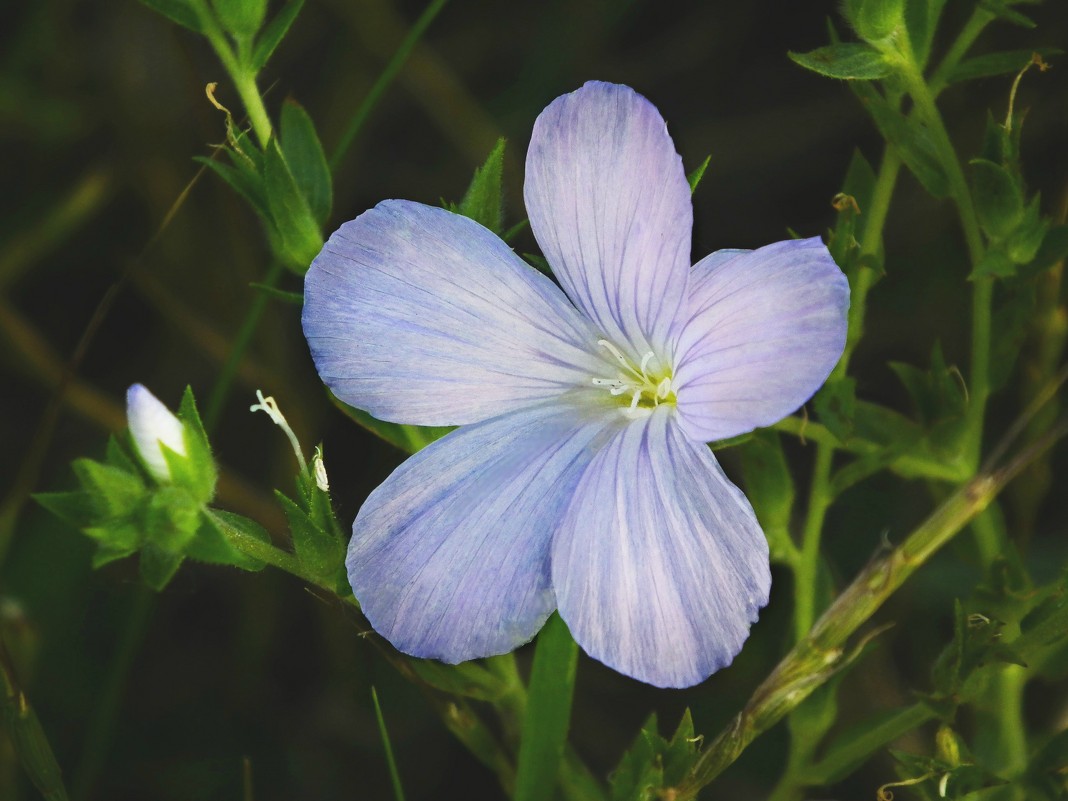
[591, 339, 675, 413]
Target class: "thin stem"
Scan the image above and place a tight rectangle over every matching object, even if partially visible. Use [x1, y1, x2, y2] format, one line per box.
[189, 0, 273, 148]
[928, 7, 997, 94]
[330, 0, 450, 171]
[794, 445, 833, 640]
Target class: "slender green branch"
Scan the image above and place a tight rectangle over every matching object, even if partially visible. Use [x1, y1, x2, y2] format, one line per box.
[330, 0, 450, 171]
[794, 445, 833, 640]
[928, 7, 998, 94]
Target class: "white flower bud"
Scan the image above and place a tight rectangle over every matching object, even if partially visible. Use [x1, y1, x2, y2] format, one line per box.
[126, 384, 187, 482]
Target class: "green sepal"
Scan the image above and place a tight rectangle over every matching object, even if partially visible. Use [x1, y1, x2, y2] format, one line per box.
[89, 540, 141, 569]
[191, 509, 269, 570]
[687, 155, 711, 194]
[105, 435, 139, 475]
[139, 542, 186, 591]
[970, 247, 1016, 280]
[609, 711, 701, 801]
[251, 0, 305, 71]
[71, 459, 146, 519]
[890, 747, 1007, 799]
[852, 82, 949, 197]
[448, 138, 506, 235]
[211, 0, 267, 39]
[947, 47, 1061, 84]
[812, 376, 857, 442]
[275, 489, 343, 583]
[1020, 223, 1068, 280]
[264, 138, 324, 272]
[144, 486, 201, 553]
[788, 43, 895, 80]
[1006, 194, 1047, 265]
[970, 158, 1024, 242]
[280, 100, 332, 226]
[166, 387, 217, 504]
[853, 0, 904, 43]
[137, 0, 203, 33]
[737, 431, 796, 566]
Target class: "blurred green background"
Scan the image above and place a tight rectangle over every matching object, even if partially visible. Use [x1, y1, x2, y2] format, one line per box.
[2, 1, 1068, 799]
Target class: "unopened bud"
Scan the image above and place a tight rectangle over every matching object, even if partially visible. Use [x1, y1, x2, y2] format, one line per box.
[126, 384, 186, 483]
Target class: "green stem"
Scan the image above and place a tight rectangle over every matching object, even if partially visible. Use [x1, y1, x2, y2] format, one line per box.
[189, 0, 274, 148]
[329, 0, 450, 171]
[204, 261, 284, 433]
[70, 588, 155, 801]
[928, 7, 997, 94]
[794, 445, 833, 641]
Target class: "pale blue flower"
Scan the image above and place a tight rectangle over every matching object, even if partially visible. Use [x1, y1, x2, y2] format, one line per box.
[303, 81, 849, 687]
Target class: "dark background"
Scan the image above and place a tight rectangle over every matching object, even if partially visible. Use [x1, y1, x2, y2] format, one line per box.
[2, 1, 1068, 799]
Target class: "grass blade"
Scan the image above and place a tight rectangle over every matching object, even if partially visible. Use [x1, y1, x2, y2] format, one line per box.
[371, 686, 406, 801]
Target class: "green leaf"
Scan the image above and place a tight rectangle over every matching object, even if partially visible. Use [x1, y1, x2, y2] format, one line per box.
[514, 614, 580, 801]
[978, 0, 1035, 29]
[970, 247, 1016, 279]
[737, 432, 796, 565]
[174, 387, 217, 504]
[34, 491, 97, 528]
[448, 138, 506, 234]
[264, 138, 324, 272]
[903, 0, 948, 70]
[971, 158, 1024, 241]
[852, 82, 949, 197]
[250, 282, 303, 304]
[813, 377, 857, 442]
[406, 660, 509, 702]
[144, 486, 201, 554]
[789, 43, 895, 80]
[251, 0, 305, 72]
[195, 156, 270, 221]
[137, 0, 203, 32]
[687, 155, 711, 194]
[329, 390, 453, 455]
[211, 0, 267, 38]
[189, 510, 269, 570]
[947, 47, 1062, 84]
[280, 100, 332, 226]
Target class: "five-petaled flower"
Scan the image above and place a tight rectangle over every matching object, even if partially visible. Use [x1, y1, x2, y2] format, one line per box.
[303, 81, 849, 687]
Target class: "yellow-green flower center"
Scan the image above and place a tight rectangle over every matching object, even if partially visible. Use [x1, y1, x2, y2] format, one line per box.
[591, 339, 676, 413]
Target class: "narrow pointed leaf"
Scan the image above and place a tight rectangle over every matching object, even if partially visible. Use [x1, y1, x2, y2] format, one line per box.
[515, 613, 580, 801]
[789, 43, 894, 80]
[454, 137, 506, 234]
[251, 0, 305, 71]
[137, 0, 203, 32]
[280, 100, 332, 226]
[687, 155, 711, 194]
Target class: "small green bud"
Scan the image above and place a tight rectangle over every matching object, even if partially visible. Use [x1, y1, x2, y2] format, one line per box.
[126, 384, 187, 483]
[854, 0, 904, 43]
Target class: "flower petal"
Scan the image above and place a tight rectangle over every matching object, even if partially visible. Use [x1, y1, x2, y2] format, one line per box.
[524, 81, 692, 362]
[126, 384, 186, 483]
[552, 407, 770, 688]
[673, 237, 849, 443]
[348, 401, 618, 663]
[303, 200, 605, 427]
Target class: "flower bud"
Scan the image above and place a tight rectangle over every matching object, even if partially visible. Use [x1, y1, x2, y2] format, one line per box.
[126, 384, 187, 483]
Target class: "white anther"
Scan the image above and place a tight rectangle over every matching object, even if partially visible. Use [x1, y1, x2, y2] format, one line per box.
[629, 389, 642, 410]
[657, 377, 672, 399]
[312, 446, 329, 492]
[597, 339, 630, 367]
[639, 351, 655, 379]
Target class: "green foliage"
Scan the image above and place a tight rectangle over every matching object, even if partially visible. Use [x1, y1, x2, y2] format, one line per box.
[137, 0, 203, 33]
[852, 0, 904, 43]
[610, 711, 701, 801]
[813, 376, 857, 442]
[738, 431, 796, 565]
[888, 343, 967, 458]
[902, 0, 948, 69]
[264, 138, 325, 271]
[446, 137, 506, 235]
[515, 614, 579, 801]
[971, 158, 1024, 241]
[251, 0, 305, 70]
[280, 100, 333, 227]
[947, 47, 1062, 84]
[274, 468, 345, 589]
[789, 43, 895, 80]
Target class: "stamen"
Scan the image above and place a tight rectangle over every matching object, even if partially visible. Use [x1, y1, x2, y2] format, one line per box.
[639, 351, 655, 380]
[657, 377, 672, 399]
[598, 339, 630, 367]
[251, 389, 307, 472]
[629, 389, 642, 410]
